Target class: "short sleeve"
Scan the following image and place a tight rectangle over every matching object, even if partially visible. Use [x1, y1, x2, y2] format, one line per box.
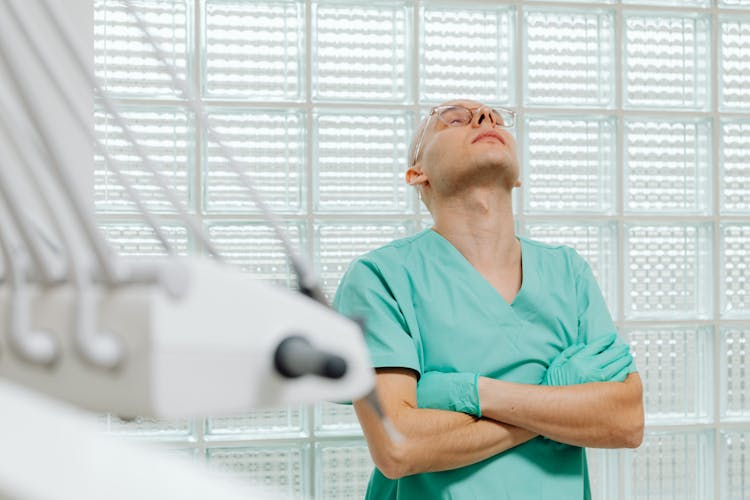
[574, 251, 638, 374]
[332, 258, 421, 375]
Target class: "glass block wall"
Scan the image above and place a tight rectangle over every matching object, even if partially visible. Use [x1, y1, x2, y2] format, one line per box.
[93, 1, 750, 498]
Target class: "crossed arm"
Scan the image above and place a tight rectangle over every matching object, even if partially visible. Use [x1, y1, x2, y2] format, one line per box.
[353, 368, 643, 480]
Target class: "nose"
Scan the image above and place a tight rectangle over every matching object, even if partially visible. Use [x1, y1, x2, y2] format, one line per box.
[471, 106, 496, 128]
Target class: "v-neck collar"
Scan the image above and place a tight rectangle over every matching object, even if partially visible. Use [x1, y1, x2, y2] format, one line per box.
[427, 228, 527, 309]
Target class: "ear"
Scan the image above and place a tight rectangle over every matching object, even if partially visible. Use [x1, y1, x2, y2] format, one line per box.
[405, 167, 428, 186]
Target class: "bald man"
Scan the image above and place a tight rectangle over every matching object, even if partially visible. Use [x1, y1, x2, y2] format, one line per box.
[333, 100, 643, 499]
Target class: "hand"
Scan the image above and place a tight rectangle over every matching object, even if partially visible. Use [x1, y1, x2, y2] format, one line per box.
[542, 333, 633, 387]
[416, 371, 481, 417]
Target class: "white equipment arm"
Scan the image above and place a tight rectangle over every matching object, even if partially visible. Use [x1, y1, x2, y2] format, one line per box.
[0, 379, 280, 500]
[0, 1, 388, 498]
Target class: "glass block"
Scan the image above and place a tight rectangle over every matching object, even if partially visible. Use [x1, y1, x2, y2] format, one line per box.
[523, 222, 617, 316]
[720, 120, 750, 214]
[315, 402, 362, 436]
[586, 448, 617, 500]
[624, 224, 712, 319]
[720, 0, 750, 6]
[522, 116, 616, 213]
[206, 406, 307, 438]
[720, 17, 750, 111]
[722, 431, 750, 500]
[315, 222, 414, 300]
[314, 112, 411, 212]
[203, 0, 304, 100]
[722, 327, 750, 420]
[625, 431, 713, 500]
[312, 1, 409, 102]
[623, 0, 709, 5]
[523, 9, 614, 107]
[624, 119, 712, 214]
[623, 14, 711, 110]
[420, 6, 514, 103]
[207, 445, 308, 498]
[94, 106, 192, 213]
[722, 225, 750, 318]
[207, 222, 304, 288]
[314, 441, 373, 500]
[625, 326, 712, 423]
[105, 415, 192, 438]
[99, 222, 189, 256]
[94, 0, 188, 98]
[203, 108, 305, 213]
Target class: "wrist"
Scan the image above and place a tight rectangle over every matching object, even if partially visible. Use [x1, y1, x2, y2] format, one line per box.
[477, 376, 492, 418]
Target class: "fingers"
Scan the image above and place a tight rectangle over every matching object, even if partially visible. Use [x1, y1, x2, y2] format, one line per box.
[579, 332, 617, 357]
[596, 343, 630, 367]
[548, 343, 586, 370]
[601, 353, 633, 381]
[608, 361, 633, 383]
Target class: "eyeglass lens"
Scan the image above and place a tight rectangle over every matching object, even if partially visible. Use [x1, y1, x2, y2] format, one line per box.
[436, 106, 513, 128]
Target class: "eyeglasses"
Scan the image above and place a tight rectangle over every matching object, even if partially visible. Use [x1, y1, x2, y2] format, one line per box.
[411, 105, 516, 166]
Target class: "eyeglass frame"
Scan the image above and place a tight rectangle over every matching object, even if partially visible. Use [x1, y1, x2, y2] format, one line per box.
[410, 104, 517, 166]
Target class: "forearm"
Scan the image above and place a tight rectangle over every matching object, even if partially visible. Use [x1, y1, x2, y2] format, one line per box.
[354, 398, 537, 479]
[477, 374, 644, 448]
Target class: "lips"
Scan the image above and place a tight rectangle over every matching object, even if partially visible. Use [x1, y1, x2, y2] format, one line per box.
[472, 131, 505, 145]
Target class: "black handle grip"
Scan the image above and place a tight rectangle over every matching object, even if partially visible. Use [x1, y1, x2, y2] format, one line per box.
[274, 335, 347, 379]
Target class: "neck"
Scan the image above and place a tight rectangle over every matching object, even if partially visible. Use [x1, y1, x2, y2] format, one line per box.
[430, 187, 518, 269]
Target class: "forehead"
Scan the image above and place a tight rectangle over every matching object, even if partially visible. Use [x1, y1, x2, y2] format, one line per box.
[437, 99, 486, 109]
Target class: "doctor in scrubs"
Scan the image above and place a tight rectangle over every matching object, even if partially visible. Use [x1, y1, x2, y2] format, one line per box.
[333, 99, 644, 499]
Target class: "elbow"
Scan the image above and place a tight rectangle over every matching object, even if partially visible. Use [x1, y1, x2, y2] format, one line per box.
[623, 419, 644, 449]
[374, 442, 411, 480]
[617, 409, 644, 449]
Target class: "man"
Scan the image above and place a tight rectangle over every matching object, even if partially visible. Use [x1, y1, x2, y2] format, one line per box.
[332, 99, 644, 499]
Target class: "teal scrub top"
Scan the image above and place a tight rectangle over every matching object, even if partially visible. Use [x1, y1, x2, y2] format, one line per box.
[332, 228, 637, 500]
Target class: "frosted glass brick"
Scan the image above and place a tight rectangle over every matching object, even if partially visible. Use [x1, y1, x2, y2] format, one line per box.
[316, 222, 414, 300]
[722, 225, 750, 318]
[204, 109, 305, 213]
[722, 327, 750, 420]
[523, 116, 616, 213]
[722, 431, 750, 500]
[523, 222, 617, 315]
[625, 326, 712, 422]
[206, 406, 307, 438]
[624, 119, 712, 214]
[720, 17, 750, 111]
[586, 448, 616, 500]
[312, 1, 409, 102]
[420, 7, 514, 103]
[105, 415, 192, 438]
[207, 222, 303, 287]
[624, 224, 712, 319]
[624, 14, 710, 110]
[720, 0, 750, 6]
[314, 112, 411, 212]
[203, 1, 304, 100]
[720, 120, 750, 213]
[207, 445, 308, 498]
[523, 9, 614, 107]
[623, 0, 709, 5]
[625, 431, 712, 499]
[94, 106, 191, 213]
[315, 402, 362, 436]
[314, 442, 373, 500]
[94, 0, 188, 98]
[99, 222, 189, 256]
